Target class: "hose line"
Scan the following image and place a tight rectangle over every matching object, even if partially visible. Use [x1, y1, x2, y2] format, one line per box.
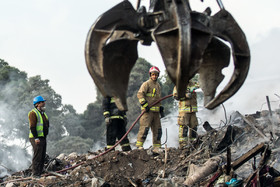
[87, 93, 173, 159]
[0, 94, 174, 184]
[55, 94, 173, 174]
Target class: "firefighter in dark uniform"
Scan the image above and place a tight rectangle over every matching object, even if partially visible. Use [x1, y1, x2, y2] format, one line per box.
[103, 96, 132, 151]
[28, 96, 49, 177]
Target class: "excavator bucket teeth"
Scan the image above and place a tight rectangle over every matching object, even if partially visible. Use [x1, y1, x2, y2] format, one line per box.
[153, 0, 211, 99]
[85, 0, 250, 111]
[203, 9, 250, 109]
[85, 1, 139, 111]
[199, 37, 231, 106]
[102, 38, 138, 111]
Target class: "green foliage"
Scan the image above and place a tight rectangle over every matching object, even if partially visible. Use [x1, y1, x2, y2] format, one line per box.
[60, 104, 84, 137]
[47, 136, 93, 156]
[127, 58, 150, 97]
[159, 70, 175, 113]
[80, 99, 105, 141]
[0, 59, 30, 142]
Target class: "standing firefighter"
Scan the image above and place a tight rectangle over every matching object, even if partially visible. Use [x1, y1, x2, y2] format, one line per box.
[136, 66, 164, 152]
[103, 96, 132, 151]
[173, 80, 199, 149]
[28, 96, 49, 178]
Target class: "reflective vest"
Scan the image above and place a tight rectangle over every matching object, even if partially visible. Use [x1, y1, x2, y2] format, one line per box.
[29, 108, 48, 138]
[140, 88, 160, 112]
[178, 100, 198, 113]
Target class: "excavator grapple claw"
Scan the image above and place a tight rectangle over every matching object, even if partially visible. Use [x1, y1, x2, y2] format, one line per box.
[85, 0, 250, 111]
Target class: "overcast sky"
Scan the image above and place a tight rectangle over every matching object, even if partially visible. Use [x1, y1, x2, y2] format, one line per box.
[1, 0, 280, 113]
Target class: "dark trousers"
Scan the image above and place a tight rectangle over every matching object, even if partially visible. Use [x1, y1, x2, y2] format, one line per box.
[29, 137, 46, 176]
[106, 119, 130, 150]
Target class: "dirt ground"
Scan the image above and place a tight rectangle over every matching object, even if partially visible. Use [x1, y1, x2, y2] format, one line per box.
[1, 110, 280, 186]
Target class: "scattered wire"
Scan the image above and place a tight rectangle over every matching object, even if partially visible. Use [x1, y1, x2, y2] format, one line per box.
[161, 128, 168, 146]
[274, 94, 280, 99]
[259, 99, 280, 111]
[219, 103, 228, 127]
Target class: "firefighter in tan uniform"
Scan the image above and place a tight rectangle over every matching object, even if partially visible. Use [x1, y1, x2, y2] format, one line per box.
[173, 80, 199, 149]
[136, 66, 163, 150]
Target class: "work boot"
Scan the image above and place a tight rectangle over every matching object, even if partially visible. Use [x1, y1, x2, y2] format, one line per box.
[152, 147, 163, 154]
[188, 138, 197, 147]
[105, 147, 115, 151]
[179, 141, 187, 149]
[122, 145, 132, 152]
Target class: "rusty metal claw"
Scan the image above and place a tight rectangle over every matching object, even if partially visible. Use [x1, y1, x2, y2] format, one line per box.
[85, 0, 250, 111]
[202, 9, 250, 109]
[153, 0, 192, 99]
[85, 1, 140, 111]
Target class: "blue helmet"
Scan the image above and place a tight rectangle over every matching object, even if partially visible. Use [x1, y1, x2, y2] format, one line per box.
[33, 96, 46, 105]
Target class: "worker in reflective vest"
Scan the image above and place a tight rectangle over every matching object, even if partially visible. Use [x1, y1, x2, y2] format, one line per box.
[136, 66, 164, 152]
[103, 96, 132, 151]
[173, 80, 199, 149]
[28, 96, 49, 177]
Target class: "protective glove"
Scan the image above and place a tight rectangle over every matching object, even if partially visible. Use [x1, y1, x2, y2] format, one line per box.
[141, 101, 150, 112]
[173, 95, 179, 100]
[186, 93, 192, 99]
[190, 87, 197, 93]
[160, 106, 165, 118]
[105, 117, 111, 125]
[174, 96, 187, 101]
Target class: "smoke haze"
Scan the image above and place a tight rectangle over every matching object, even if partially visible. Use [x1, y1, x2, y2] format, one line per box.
[0, 84, 31, 177]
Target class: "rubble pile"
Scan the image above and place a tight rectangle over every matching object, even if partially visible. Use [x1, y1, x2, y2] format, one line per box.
[1, 110, 280, 187]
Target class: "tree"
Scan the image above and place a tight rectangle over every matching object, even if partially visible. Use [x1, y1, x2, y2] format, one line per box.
[159, 70, 176, 113]
[61, 104, 85, 137]
[0, 59, 76, 157]
[127, 58, 151, 97]
[0, 59, 29, 142]
[79, 89, 105, 141]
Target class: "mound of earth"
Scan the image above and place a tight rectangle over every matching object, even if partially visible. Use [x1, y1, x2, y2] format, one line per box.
[2, 110, 280, 186]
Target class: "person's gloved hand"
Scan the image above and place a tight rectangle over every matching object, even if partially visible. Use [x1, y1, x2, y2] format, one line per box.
[144, 105, 150, 112]
[105, 117, 111, 125]
[173, 95, 179, 100]
[141, 101, 150, 112]
[186, 93, 192, 99]
[160, 106, 165, 118]
[190, 87, 197, 93]
[174, 95, 186, 101]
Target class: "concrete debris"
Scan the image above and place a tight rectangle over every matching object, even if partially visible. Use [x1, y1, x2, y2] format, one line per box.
[1, 109, 280, 186]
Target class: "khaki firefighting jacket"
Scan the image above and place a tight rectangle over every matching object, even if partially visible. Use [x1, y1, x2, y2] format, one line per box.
[137, 79, 161, 112]
[173, 85, 198, 113]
